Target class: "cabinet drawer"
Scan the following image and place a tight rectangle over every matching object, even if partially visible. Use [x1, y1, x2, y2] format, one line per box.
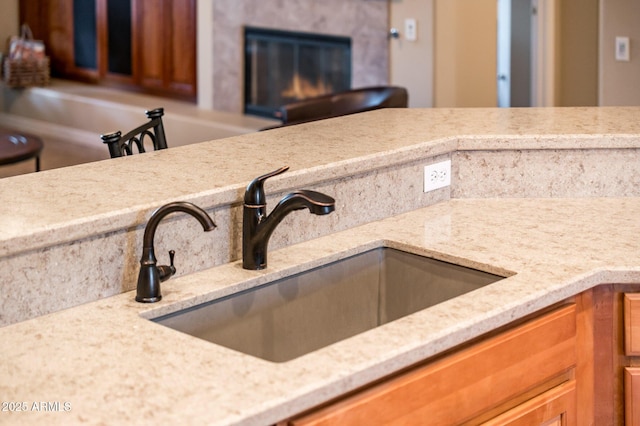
[625, 367, 640, 425]
[624, 294, 640, 355]
[482, 380, 576, 426]
[290, 305, 576, 425]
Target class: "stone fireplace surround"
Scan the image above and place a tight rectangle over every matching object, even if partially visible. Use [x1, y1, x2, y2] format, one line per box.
[210, 0, 389, 114]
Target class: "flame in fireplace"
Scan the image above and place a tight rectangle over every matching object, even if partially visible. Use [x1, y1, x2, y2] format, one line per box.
[281, 73, 333, 101]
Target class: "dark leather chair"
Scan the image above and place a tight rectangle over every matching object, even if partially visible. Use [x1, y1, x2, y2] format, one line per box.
[276, 86, 408, 127]
[100, 108, 168, 158]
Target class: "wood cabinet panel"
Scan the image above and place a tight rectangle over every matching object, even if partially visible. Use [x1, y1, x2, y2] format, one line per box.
[167, 0, 196, 93]
[482, 380, 576, 426]
[625, 293, 640, 356]
[18, 0, 49, 42]
[289, 305, 577, 426]
[135, 0, 164, 87]
[133, 0, 196, 97]
[625, 367, 640, 425]
[588, 285, 640, 425]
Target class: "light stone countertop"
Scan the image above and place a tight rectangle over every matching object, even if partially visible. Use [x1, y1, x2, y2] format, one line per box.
[1, 197, 640, 425]
[1, 106, 640, 257]
[1, 107, 640, 424]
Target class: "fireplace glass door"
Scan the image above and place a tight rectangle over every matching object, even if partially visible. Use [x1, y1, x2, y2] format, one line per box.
[244, 27, 351, 119]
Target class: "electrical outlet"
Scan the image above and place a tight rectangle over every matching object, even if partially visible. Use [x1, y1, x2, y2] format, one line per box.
[424, 160, 451, 192]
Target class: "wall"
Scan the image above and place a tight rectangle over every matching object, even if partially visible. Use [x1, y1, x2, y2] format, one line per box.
[209, 0, 389, 113]
[558, 0, 599, 106]
[600, 0, 640, 105]
[389, 0, 434, 108]
[433, 0, 497, 107]
[432, 0, 599, 108]
[0, 0, 19, 55]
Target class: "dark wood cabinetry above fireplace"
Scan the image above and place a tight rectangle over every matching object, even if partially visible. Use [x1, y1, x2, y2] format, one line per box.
[19, 0, 196, 101]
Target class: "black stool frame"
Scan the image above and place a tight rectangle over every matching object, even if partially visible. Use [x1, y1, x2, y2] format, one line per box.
[101, 108, 168, 158]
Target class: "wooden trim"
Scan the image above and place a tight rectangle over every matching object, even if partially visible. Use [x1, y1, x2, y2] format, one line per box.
[591, 284, 640, 425]
[591, 285, 619, 424]
[96, 0, 107, 78]
[575, 289, 595, 425]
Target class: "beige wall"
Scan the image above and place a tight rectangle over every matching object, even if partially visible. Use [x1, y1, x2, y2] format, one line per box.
[434, 0, 497, 107]
[389, 0, 434, 107]
[600, 0, 640, 105]
[0, 0, 19, 55]
[558, 0, 599, 106]
[431, 0, 601, 108]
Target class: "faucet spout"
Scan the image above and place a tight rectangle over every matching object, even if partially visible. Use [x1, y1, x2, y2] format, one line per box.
[242, 167, 335, 270]
[136, 201, 216, 303]
[269, 190, 335, 219]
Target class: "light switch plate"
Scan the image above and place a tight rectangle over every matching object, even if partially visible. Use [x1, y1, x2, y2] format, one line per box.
[616, 36, 630, 61]
[405, 18, 417, 41]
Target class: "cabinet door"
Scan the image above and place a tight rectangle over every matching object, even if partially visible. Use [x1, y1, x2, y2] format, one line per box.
[625, 368, 640, 426]
[289, 305, 577, 425]
[624, 293, 640, 356]
[134, 0, 196, 98]
[482, 380, 576, 426]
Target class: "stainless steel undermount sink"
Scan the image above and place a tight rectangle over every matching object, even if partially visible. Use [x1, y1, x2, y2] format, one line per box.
[152, 247, 507, 362]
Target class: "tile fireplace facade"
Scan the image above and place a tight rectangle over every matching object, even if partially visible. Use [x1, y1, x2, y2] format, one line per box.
[211, 0, 389, 113]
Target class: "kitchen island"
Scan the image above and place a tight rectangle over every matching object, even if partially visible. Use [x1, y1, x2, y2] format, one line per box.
[0, 107, 639, 424]
[1, 107, 638, 326]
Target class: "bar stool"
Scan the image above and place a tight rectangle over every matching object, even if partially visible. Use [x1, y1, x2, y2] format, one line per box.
[100, 108, 168, 158]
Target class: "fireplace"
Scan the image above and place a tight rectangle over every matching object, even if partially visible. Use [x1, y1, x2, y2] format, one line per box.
[244, 27, 352, 119]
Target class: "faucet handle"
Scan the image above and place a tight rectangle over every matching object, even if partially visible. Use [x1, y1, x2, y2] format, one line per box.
[157, 250, 176, 282]
[244, 166, 290, 205]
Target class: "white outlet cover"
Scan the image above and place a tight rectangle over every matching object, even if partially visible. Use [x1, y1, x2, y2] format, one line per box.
[424, 160, 451, 192]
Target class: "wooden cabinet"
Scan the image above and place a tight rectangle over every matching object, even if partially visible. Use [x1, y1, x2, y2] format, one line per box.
[625, 294, 640, 425]
[584, 285, 640, 425]
[18, 0, 196, 101]
[625, 368, 640, 425]
[286, 304, 578, 425]
[278, 285, 640, 425]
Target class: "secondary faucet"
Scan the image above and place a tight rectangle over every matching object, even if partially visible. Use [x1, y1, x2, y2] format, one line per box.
[242, 166, 336, 270]
[136, 201, 216, 302]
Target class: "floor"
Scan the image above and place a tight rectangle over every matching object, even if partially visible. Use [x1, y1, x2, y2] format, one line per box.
[0, 134, 109, 179]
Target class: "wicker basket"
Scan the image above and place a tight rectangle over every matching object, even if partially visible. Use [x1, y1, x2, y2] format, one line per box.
[3, 56, 50, 88]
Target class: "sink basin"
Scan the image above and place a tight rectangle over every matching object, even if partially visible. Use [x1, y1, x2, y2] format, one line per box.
[152, 247, 506, 362]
